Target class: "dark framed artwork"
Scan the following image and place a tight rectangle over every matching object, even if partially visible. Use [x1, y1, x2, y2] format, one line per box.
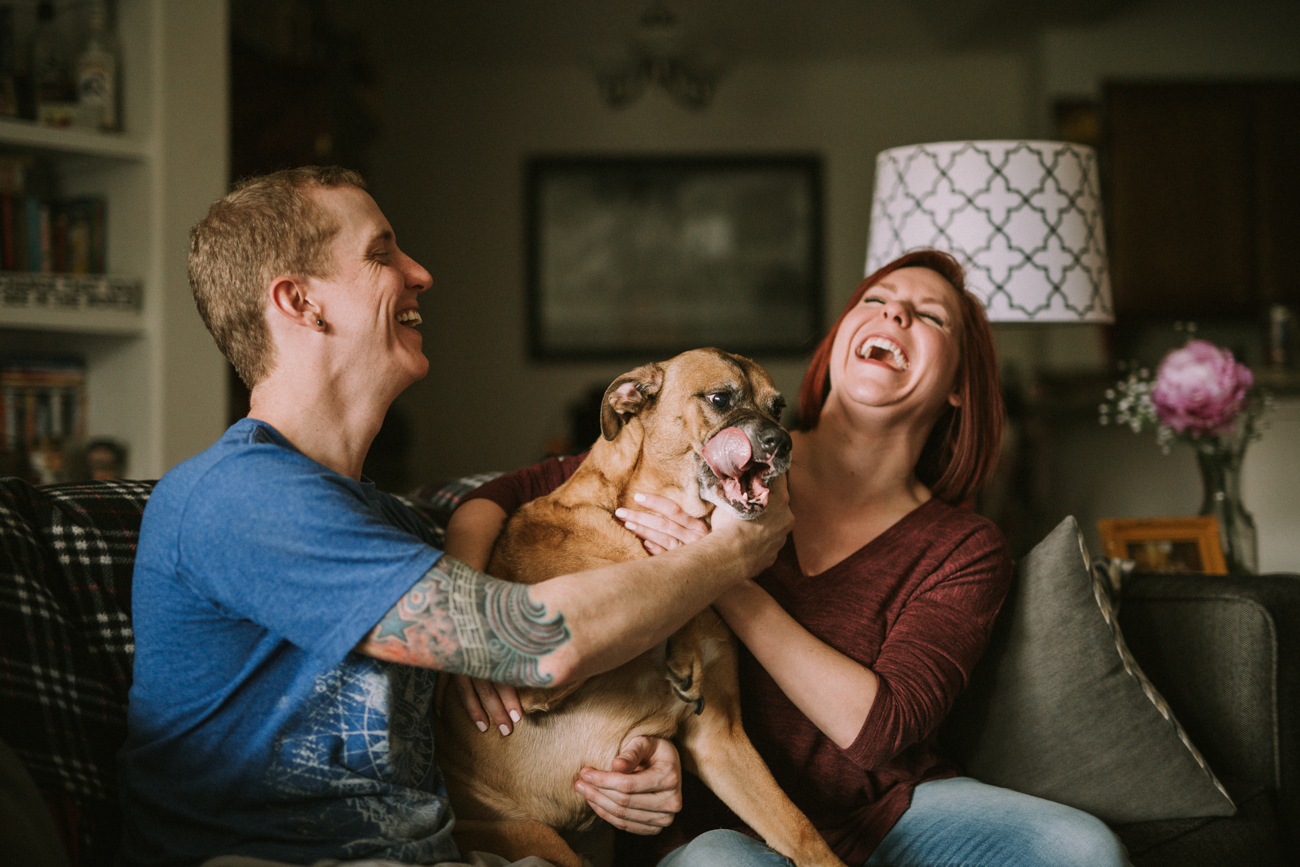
[526, 155, 823, 360]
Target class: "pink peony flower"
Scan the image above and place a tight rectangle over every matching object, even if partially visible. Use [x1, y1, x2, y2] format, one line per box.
[1150, 339, 1253, 437]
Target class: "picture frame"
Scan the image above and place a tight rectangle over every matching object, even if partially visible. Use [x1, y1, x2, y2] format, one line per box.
[525, 154, 823, 360]
[1096, 516, 1228, 575]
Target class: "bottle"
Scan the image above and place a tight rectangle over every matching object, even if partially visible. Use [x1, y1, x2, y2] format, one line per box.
[75, 1, 118, 131]
[0, 6, 19, 117]
[30, 0, 74, 126]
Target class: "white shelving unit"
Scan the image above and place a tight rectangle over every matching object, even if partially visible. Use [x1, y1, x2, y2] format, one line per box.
[0, 0, 228, 480]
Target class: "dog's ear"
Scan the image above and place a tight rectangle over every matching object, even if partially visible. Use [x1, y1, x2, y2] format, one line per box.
[600, 363, 665, 440]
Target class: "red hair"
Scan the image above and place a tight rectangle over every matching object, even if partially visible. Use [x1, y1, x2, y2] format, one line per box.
[796, 249, 1003, 505]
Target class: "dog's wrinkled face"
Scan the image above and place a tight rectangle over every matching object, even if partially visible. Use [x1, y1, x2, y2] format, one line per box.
[599, 348, 793, 519]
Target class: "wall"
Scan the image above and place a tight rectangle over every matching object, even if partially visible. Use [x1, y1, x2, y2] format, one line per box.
[1030, 0, 1300, 570]
[368, 53, 1032, 483]
[360, 0, 1300, 570]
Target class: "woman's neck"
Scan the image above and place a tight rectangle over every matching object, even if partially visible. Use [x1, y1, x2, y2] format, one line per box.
[785, 404, 936, 576]
[794, 401, 931, 507]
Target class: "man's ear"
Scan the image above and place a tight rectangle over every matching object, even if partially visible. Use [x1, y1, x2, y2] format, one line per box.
[267, 275, 321, 329]
[599, 363, 665, 440]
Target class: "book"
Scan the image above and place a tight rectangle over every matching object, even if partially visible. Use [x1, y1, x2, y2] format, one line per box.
[48, 196, 107, 274]
[0, 356, 87, 484]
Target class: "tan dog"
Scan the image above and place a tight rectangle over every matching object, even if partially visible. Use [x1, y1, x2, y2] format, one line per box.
[435, 349, 845, 867]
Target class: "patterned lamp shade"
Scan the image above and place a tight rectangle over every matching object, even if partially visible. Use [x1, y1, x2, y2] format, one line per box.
[866, 141, 1114, 323]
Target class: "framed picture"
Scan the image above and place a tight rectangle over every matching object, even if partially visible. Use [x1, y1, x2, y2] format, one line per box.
[1096, 516, 1228, 575]
[525, 155, 823, 360]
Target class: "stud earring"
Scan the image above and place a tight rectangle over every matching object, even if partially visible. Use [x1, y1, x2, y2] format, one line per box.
[316, 318, 324, 327]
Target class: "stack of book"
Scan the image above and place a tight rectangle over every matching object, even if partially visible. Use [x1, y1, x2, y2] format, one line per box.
[0, 357, 86, 484]
[0, 155, 109, 275]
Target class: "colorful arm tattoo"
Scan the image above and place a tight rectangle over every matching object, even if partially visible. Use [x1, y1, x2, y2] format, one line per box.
[363, 555, 569, 686]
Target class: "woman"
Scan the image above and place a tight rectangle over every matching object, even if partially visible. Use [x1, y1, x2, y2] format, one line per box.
[447, 250, 1129, 867]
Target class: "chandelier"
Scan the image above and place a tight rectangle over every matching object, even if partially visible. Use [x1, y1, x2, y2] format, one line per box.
[595, 4, 721, 110]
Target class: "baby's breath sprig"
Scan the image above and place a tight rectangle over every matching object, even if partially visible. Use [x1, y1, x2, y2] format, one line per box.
[1098, 363, 1159, 437]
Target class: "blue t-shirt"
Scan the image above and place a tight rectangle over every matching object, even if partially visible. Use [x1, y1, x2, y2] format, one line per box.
[119, 418, 455, 867]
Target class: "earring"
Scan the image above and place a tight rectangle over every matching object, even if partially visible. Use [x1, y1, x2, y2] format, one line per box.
[316, 318, 324, 327]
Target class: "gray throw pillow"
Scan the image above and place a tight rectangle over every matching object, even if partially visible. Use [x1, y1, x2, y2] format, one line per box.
[942, 516, 1235, 824]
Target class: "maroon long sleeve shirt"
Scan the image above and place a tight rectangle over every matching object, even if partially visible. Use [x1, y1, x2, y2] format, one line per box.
[463, 454, 1012, 864]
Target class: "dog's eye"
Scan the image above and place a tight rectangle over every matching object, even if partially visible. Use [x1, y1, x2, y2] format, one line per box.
[771, 397, 786, 418]
[708, 392, 731, 410]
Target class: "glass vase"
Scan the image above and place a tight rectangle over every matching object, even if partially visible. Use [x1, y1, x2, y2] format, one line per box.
[1196, 446, 1258, 574]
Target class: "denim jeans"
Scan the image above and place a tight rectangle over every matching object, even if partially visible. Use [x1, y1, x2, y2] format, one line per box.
[656, 777, 1132, 867]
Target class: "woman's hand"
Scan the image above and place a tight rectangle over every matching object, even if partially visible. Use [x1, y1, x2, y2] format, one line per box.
[446, 675, 524, 736]
[615, 493, 711, 555]
[575, 736, 683, 834]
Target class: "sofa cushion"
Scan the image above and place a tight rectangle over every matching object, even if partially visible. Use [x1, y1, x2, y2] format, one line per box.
[941, 515, 1235, 824]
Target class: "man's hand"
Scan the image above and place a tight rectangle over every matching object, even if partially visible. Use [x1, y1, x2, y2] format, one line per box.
[619, 477, 791, 580]
[575, 736, 682, 834]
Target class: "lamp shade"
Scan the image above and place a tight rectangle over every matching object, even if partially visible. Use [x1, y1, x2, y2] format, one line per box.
[866, 141, 1114, 323]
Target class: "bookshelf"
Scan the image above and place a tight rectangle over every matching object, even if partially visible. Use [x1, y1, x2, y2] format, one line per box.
[0, 0, 227, 480]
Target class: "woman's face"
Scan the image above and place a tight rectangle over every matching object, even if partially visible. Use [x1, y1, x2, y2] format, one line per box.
[825, 266, 965, 424]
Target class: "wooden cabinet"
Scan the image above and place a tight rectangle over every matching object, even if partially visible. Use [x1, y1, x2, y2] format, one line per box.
[1104, 81, 1300, 320]
[0, 1, 228, 479]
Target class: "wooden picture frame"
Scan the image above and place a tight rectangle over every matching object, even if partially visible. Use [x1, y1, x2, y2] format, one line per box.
[1096, 516, 1227, 575]
[525, 154, 824, 360]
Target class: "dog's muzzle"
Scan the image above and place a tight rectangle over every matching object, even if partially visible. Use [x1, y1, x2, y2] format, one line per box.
[700, 421, 792, 516]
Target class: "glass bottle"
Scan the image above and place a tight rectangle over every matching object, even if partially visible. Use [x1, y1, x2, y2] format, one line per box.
[75, 1, 119, 131]
[0, 6, 19, 117]
[31, 0, 73, 125]
[1196, 444, 1259, 574]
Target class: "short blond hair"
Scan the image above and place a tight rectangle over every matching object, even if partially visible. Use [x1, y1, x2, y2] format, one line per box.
[188, 166, 367, 388]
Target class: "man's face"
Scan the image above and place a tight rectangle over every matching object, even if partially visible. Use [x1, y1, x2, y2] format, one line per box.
[306, 185, 432, 392]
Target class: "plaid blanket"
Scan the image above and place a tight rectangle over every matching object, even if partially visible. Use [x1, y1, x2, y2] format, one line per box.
[0, 478, 152, 866]
[0, 475, 464, 867]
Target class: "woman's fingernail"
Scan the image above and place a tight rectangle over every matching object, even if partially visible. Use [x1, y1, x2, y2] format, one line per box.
[625, 522, 637, 531]
[575, 781, 587, 794]
[615, 508, 627, 518]
[499, 724, 511, 736]
[509, 710, 521, 722]
[476, 721, 488, 733]
[634, 493, 647, 503]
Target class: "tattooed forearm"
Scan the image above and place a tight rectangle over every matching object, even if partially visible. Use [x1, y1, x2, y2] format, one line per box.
[363, 555, 570, 686]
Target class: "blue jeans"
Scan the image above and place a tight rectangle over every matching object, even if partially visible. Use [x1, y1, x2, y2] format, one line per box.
[656, 777, 1131, 867]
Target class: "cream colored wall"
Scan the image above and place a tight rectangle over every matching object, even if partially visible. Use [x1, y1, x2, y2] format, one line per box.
[155, 0, 231, 472]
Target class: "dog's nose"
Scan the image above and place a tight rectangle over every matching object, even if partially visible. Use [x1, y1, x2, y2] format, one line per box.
[758, 426, 793, 462]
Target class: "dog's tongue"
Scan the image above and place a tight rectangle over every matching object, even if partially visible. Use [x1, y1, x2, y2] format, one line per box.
[702, 427, 753, 480]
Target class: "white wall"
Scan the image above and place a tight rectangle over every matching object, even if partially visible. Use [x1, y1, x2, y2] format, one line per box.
[1040, 0, 1300, 99]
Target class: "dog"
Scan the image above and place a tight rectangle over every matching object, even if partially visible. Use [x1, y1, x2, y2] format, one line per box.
[435, 348, 845, 867]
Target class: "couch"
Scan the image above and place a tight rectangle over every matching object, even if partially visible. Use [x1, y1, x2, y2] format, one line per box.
[1, 476, 1296, 867]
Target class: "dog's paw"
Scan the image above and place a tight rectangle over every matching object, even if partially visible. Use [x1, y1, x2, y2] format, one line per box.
[518, 688, 554, 714]
[665, 637, 706, 715]
[518, 679, 586, 715]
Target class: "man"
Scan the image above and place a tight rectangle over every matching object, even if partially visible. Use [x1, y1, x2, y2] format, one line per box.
[118, 167, 791, 867]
